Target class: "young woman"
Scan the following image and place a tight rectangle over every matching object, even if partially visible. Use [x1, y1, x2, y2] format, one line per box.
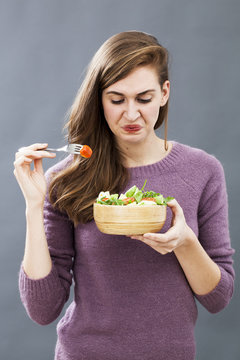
[14, 31, 235, 360]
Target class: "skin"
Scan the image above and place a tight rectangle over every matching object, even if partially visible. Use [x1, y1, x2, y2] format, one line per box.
[14, 65, 221, 294]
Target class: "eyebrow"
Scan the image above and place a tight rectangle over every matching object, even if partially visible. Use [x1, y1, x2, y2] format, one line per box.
[105, 89, 156, 96]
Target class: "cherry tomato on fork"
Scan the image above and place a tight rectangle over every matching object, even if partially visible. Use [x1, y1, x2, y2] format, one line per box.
[80, 145, 93, 158]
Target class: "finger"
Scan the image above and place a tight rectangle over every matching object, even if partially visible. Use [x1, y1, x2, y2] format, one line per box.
[142, 238, 174, 254]
[18, 143, 48, 152]
[142, 232, 166, 241]
[146, 238, 177, 253]
[129, 235, 145, 241]
[130, 235, 160, 248]
[34, 158, 44, 174]
[16, 148, 56, 160]
[130, 234, 177, 254]
[14, 155, 32, 169]
[13, 155, 32, 180]
[16, 143, 49, 159]
[158, 249, 172, 255]
[29, 143, 48, 150]
[143, 230, 176, 243]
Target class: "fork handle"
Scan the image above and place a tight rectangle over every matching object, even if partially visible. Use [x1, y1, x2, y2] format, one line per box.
[45, 148, 62, 152]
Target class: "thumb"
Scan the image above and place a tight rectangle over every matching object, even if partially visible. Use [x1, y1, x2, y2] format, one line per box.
[167, 198, 183, 218]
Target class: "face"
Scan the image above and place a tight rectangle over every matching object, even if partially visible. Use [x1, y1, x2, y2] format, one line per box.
[101, 65, 170, 146]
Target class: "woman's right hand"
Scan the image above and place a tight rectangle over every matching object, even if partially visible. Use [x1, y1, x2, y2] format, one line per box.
[13, 143, 56, 207]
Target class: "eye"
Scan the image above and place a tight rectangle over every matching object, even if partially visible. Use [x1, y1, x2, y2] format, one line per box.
[137, 98, 152, 104]
[111, 99, 124, 104]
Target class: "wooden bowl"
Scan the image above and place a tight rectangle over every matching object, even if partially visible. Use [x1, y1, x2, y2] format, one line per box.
[93, 203, 167, 235]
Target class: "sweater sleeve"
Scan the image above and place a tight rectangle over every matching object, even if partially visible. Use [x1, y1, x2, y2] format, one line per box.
[18, 165, 75, 325]
[194, 157, 235, 313]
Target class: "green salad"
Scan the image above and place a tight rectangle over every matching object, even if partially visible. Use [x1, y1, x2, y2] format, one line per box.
[96, 180, 174, 206]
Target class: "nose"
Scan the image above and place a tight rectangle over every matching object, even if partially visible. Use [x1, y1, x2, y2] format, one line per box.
[124, 101, 140, 121]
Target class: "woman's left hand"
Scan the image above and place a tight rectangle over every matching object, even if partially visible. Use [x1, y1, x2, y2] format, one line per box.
[130, 199, 195, 254]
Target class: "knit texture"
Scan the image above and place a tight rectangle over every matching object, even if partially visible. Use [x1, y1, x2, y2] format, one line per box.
[19, 141, 235, 360]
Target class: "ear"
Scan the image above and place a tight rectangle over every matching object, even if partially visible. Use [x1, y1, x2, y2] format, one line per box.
[160, 80, 170, 106]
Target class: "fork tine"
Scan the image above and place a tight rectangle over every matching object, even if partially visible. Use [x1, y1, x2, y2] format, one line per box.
[74, 145, 83, 150]
[72, 151, 82, 155]
[68, 144, 83, 149]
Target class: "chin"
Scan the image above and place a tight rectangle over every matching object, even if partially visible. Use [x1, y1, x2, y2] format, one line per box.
[121, 135, 146, 144]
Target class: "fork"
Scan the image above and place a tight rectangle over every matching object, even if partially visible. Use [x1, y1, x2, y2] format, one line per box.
[45, 144, 83, 155]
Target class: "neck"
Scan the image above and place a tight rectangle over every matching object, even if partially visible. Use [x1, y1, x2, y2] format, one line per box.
[117, 135, 171, 168]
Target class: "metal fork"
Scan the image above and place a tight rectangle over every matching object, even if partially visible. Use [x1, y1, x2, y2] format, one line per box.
[46, 144, 83, 155]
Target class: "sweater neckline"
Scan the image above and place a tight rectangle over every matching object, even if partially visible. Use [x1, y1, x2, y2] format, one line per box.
[128, 141, 184, 176]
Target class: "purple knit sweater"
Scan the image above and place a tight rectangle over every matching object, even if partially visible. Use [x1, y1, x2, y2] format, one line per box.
[19, 141, 235, 360]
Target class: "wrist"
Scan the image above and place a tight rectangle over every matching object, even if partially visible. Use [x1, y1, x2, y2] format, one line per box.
[185, 225, 198, 247]
[175, 226, 198, 255]
[26, 202, 44, 216]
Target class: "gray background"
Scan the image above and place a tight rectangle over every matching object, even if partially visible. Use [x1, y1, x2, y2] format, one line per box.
[1, 0, 239, 359]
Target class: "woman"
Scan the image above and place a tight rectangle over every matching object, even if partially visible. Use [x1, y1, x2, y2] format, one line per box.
[14, 31, 235, 360]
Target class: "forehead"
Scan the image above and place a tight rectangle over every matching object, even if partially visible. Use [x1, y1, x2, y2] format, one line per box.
[104, 66, 160, 95]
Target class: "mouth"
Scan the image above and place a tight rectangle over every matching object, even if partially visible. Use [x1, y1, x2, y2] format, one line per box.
[122, 125, 142, 133]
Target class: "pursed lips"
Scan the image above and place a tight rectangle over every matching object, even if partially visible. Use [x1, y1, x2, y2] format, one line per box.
[122, 125, 142, 132]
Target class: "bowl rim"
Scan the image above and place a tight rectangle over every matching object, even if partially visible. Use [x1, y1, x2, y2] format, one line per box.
[93, 202, 167, 207]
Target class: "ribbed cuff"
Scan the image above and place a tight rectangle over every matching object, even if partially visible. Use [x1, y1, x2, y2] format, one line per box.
[195, 267, 234, 313]
[19, 263, 61, 300]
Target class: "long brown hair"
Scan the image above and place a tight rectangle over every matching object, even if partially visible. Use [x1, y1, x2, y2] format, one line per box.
[49, 31, 170, 225]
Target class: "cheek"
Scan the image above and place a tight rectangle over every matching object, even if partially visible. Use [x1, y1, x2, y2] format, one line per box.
[103, 103, 121, 124]
[144, 104, 160, 122]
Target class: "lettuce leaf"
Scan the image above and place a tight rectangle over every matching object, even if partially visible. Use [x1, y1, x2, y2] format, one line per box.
[96, 180, 174, 206]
